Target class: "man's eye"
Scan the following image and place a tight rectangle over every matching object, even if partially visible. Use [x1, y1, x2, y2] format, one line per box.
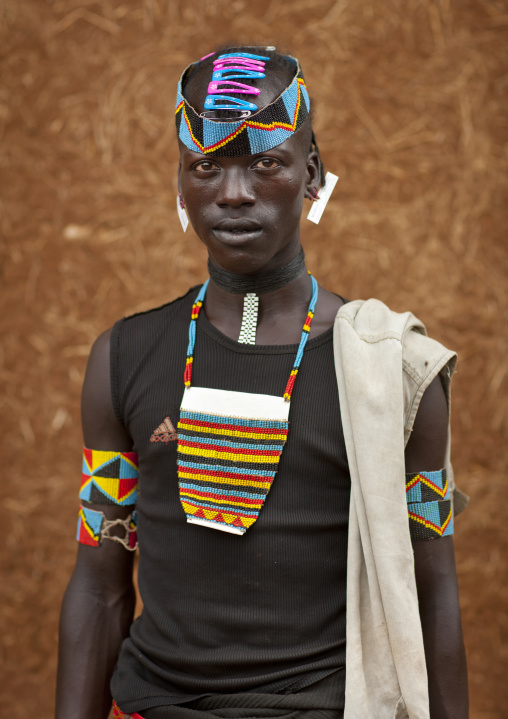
[194, 161, 217, 172]
[252, 158, 279, 169]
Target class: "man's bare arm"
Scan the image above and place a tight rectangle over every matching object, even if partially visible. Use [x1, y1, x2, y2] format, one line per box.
[405, 375, 468, 719]
[56, 329, 136, 719]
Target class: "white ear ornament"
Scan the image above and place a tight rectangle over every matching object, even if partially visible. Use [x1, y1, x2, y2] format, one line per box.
[307, 172, 339, 225]
[177, 195, 189, 232]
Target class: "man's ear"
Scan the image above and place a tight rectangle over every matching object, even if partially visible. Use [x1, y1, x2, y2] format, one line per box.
[177, 158, 182, 194]
[304, 149, 321, 199]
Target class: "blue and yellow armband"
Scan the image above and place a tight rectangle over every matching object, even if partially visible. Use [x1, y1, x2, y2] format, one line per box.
[76, 449, 139, 550]
[406, 469, 453, 540]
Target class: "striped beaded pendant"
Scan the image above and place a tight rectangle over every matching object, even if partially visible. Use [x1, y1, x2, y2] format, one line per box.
[178, 275, 318, 535]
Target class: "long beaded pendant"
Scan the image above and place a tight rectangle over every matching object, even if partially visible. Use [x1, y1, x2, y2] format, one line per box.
[178, 275, 318, 535]
[237, 293, 259, 344]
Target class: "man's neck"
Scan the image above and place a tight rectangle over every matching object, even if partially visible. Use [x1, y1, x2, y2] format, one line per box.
[204, 270, 314, 345]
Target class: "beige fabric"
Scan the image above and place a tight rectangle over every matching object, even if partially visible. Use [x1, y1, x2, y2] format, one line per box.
[332, 299, 458, 719]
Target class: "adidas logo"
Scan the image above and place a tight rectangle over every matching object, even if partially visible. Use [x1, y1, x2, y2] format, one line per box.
[150, 416, 178, 443]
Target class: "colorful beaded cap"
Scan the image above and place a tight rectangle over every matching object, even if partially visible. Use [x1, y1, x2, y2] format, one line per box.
[406, 469, 453, 540]
[178, 277, 318, 535]
[175, 54, 310, 156]
[80, 449, 138, 506]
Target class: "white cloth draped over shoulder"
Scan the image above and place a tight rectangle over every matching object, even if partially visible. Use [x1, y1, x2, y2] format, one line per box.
[332, 299, 464, 719]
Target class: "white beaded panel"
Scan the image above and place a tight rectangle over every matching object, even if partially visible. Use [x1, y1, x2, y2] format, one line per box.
[237, 293, 259, 345]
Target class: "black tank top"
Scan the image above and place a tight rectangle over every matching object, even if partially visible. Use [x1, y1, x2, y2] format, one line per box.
[110, 286, 350, 714]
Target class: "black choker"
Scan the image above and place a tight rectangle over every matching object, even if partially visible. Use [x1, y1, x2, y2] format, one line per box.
[208, 248, 306, 295]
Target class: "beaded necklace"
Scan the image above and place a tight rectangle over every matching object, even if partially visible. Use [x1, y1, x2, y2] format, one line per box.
[177, 275, 318, 535]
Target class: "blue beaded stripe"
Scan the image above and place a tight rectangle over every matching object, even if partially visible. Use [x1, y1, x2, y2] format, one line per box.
[180, 410, 285, 429]
[183, 498, 259, 517]
[406, 469, 449, 503]
[181, 429, 280, 446]
[178, 433, 284, 452]
[408, 500, 453, 539]
[180, 482, 267, 500]
[185, 279, 208, 359]
[181, 478, 271, 497]
[294, 274, 318, 369]
[178, 459, 275, 478]
[283, 275, 318, 401]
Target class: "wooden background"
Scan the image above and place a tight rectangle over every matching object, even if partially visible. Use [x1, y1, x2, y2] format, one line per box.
[0, 1, 507, 717]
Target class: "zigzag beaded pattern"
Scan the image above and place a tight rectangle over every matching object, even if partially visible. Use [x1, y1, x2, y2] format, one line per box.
[177, 411, 289, 533]
[80, 448, 139, 506]
[406, 469, 453, 540]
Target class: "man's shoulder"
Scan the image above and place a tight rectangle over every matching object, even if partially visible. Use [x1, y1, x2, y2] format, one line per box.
[122, 285, 201, 324]
[335, 297, 454, 358]
[112, 285, 201, 338]
[336, 297, 425, 341]
[334, 296, 456, 392]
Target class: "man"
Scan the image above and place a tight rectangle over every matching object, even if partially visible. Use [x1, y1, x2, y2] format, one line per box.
[56, 47, 468, 719]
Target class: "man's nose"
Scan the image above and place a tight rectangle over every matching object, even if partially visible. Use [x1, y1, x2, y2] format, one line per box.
[215, 168, 255, 208]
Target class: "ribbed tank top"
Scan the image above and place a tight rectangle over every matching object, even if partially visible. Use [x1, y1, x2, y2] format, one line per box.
[110, 286, 350, 715]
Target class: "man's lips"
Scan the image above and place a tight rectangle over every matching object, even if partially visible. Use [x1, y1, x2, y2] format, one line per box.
[212, 219, 263, 243]
[213, 219, 262, 232]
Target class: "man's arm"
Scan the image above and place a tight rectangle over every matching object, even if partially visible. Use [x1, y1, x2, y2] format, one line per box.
[405, 376, 468, 719]
[56, 329, 136, 719]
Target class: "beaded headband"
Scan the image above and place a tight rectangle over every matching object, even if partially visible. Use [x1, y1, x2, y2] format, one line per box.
[175, 53, 310, 157]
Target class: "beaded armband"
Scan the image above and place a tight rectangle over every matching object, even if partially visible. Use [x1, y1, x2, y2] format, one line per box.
[77, 506, 138, 550]
[80, 449, 138, 506]
[406, 469, 453, 540]
[77, 449, 139, 549]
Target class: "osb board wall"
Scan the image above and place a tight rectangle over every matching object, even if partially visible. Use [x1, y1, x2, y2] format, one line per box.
[0, 1, 506, 717]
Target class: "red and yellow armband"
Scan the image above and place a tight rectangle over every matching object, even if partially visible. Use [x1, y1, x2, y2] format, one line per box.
[77, 448, 139, 549]
[406, 469, 453, 540]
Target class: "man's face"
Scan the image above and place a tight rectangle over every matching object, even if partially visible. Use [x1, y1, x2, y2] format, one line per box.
[178, 127, 317, 274]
